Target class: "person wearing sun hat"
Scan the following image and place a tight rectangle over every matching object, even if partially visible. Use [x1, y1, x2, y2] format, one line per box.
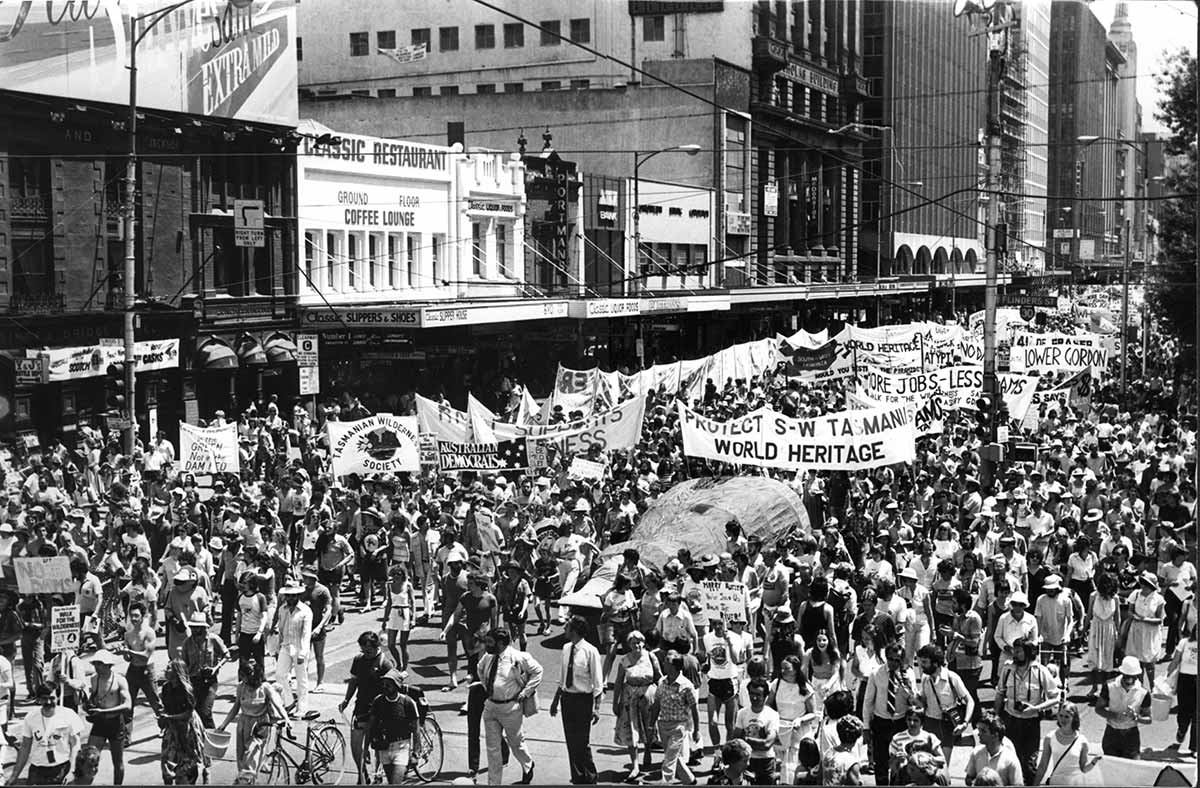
[274, 582, 313, 720]
[1124, 569, 1167, 701]
[1096, 655, 1149, 758]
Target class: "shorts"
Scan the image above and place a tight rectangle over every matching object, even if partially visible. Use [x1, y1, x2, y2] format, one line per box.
[89, 712, 128, 744]
[28, 762, 70, 785]
[375, 740, 412, 769]
[708, 678, 736, 702]
[386, 607, 412, 633]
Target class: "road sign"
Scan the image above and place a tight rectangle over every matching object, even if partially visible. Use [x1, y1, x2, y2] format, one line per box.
[234, 199, 265, 248]
[295, 333, 319, 367]
[299, 366, 320, 396]
[51, 604, 80, 652]
[1079, 239, 1095, 261]
[998, 294, 1057, 308]
[1052, 229, 1077, 239]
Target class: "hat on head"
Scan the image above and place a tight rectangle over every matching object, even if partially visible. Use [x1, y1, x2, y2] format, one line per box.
[280, 583, 305, 596]
[87, 649, 121, 666]
[185, 612, 210, 628]
[68, 508, 86, 520]
[1139, 570, 1158, 588]
[774, 608, 795, 624]
[899, 567, 919, 582]
[0, 523, 13, 535]
[208, 536, 225, 552]
[1009, 591, 1029, 606]
[1118, 655, 1143, 677]
[173, 567, 197, 584]
[535, 477, 550, 487]
[697, 553, 720, 569]
[1083, 509, 1103, 523]
[300, 565, 319, 579]
[573, 498, 591, 513]
[1043, 574, 1063, 590]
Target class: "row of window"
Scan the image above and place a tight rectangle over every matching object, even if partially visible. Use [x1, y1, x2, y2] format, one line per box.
[346, 80, 592, 98]
[303, 230, 446, 293]
[348, 19, 592, 57]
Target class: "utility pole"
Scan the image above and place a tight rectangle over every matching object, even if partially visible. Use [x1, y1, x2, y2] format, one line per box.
[1120, 216, 1131, 396]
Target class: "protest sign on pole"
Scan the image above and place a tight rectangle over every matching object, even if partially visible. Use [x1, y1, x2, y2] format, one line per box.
[327, 415, 421, 477]
[179, 422, 240, 474]
[677, 402, 917, 471]
[568, 457, 606, 481]
[13, 556, 74, 595]
[50, 604, 80, 653]
[701, 580, 750, 623]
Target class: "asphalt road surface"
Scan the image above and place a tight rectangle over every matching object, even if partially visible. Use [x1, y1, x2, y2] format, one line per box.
[3, 591, 1193, 785]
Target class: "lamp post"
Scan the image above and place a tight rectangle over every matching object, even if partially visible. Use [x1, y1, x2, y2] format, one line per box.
[123, 0, 198, 454]
[1076, 134, 1144, 397]
[631, 144, 701, 294]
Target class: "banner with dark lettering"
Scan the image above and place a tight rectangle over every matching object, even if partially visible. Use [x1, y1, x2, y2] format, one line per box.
[854, 365, 1038, 421]
[676, 402, 916, 471]
[327, 415, 420, 477]
[180, 423, 240, 475]
[1010, 331, 1108, 375]
[436, 439, 528, 473]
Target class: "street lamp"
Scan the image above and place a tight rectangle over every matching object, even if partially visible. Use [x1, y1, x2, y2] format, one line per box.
[123, 0, 199, 454]
[632, 144, 701, 294]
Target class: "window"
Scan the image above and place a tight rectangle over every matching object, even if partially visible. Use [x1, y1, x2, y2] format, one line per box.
[438, 26, 458, 51]
[570, 79, 590, 90]
[475, 24, 495, 49]
[477, 83, 496, 94]
[377, 88, 396, 98]
[411, 28, 430, 49]
[569, 18, 590, 43]
[540, 20, 560, 45]
[387, 235, 398, 287]
[325, 232, 338, 290]
[644, 16, 665, 41]
[303, 232, 317, 287]
[440, 85, 459, 96]
[497, 223, 508, 277]
[472, 222, 484, 276]
[407, 235, 418, 287]
[296, 37, 302, 60]
[413, 86, 432, 97]
[503, 23, 523, 48]
[432, 235, 444, 283]
[347, 234, 359, 288]
[541, 80, 562, 91]
[349, 31, 369, 56]
[350, 89, 370, 97]
[368, 234, 379, 287]
[504, 82, 524, 93]
[377, 30, 396, 50]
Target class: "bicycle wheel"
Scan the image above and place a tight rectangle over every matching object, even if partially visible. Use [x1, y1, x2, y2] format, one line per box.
[263, 750, 292, 785]
[310, 724, 349, 785]
[412, 716, 443, 783]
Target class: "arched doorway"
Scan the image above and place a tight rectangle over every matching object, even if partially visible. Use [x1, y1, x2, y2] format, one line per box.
[933, 248, 950, 274]
[916, 246, 933, 275]
[965, 249, 979, 273]
[895, 245, 914, 275]
[951, 248, 965, 274]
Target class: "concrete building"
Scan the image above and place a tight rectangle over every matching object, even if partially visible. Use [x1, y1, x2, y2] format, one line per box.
[1107, 2, 1146, 258]
[1012, 0, 1051, 275]
[1047, 0, 1125, 268]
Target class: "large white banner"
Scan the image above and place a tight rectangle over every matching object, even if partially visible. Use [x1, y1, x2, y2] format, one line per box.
[179, 423, 240, 474]
[327, 415, 420, 476]
[677, 402, 917, 470]
[848, 388, 947, 437]
[1010, 331, 1108, 374]
[415, 394, 473, 443]
[855, 365, 1038, 421]
[549, 366, 599, 417]
[497, 396, 646, 456]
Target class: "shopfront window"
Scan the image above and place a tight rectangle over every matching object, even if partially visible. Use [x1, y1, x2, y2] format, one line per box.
[432, 234, 444, 284]
[304, 231, 317, 289]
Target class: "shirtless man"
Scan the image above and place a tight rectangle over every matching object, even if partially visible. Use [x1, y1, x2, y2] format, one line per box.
[82, 650, 132, 784]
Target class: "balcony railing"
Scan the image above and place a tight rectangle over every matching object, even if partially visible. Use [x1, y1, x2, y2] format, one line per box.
[10, 194, 50, 222]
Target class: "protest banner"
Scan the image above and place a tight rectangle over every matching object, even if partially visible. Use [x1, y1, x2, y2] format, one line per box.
[701, 580, 750, 623]
[568, 456, 606, 481]
[1010, 331, 1108, 374]
[13, 556, 74, 595]
[677, 401, 916, 471]
[854, 365, 1037, 421]
[497, 396, 646, 456]
[848, 389, 947, 437]
[327, 415, 420, 476]
[549, 366, 600, 417]
[436, 439, 528, 473]
[1020, 386, 1071, 432]
[179, 422, 240, 474]
[415, 394, 473, 443]
[50, 604, 80, 652]
[780, 335, 856, 382]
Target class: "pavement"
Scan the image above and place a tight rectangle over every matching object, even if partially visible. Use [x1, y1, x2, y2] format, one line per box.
[3, 588, 1194, 785]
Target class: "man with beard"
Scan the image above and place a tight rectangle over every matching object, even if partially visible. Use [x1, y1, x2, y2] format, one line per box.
[916, 643, 972, 778]
[477, 628, 541, 785]
[994, 637, 1058, 784]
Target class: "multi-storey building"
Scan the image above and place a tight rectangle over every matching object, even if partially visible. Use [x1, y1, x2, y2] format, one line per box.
[1107, 2, 1145, 257]
[0, 1, 301, 439]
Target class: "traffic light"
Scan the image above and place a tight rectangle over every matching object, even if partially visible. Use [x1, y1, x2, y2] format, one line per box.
[105, 362, 127, 413]
[975, 395, 995, 440]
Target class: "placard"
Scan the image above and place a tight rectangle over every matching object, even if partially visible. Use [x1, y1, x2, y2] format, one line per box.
[435, 439, 528, 473]
[1010, 332, 1108, 375]
[299, 366, 320, 396]
[327, 414, 421, 476]
[568, 457, 606, 481]
[50, 604, 80, 653]
[14, 556, 74, 595]
[701, 580, 749, 623]
[179, 422, 240, 474]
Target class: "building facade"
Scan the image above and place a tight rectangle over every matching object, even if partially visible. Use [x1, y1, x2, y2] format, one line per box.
[0, 1, 301, 441]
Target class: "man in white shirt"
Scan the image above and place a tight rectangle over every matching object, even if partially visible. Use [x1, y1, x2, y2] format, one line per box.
[702, 616, 748, 755]
[550, 616, 604, 785]
[993, 592, 1039, 659]
[732, 677, 780, 785]
[9, 683, 84, 785]
[477, 628, 542, 785]
[274, 584, 313, 719]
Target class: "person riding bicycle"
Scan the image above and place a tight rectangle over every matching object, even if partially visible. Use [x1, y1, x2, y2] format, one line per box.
[339, 631, 394, 782]
[363, 670, 420, 784]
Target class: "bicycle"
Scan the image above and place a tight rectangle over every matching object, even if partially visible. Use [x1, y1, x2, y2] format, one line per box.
[361, 713, 444, 784]
[259, 718, 350, 785]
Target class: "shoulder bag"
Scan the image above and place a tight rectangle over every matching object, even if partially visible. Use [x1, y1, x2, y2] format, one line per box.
[1044, 735, 1078, 785]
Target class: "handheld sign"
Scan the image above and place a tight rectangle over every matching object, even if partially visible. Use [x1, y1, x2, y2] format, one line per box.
[14, 557, 74, 595]
[50, 604, 80, 653]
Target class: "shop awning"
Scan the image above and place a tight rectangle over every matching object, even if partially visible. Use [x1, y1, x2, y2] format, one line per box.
[263, 331, 297, 364]
[194, 337, 238, 370]
[234, 333, 268, 366]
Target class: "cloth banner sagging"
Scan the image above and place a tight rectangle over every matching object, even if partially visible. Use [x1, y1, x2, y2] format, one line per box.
[179, 422, 240, 474]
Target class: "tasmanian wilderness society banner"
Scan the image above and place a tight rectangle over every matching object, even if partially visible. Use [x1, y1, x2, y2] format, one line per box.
[677, 402, 916, 471]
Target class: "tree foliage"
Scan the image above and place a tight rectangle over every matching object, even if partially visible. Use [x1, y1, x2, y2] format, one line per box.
[1145, 49, 1197, 368]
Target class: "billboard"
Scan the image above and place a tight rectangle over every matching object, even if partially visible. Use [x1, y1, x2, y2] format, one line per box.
[0, 0, 298, 126]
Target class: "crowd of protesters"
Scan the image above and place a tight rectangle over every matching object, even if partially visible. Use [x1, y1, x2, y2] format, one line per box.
[0, 290, 1191, 786]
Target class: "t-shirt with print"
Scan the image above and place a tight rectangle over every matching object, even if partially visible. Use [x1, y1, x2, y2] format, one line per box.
[18, 707, 84, 767]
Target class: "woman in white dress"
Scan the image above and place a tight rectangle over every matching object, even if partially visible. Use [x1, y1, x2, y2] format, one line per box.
[767, 655, 817, 784]
[1125, 571, 1166, 691]
[1033, 703, 1102, 786]
[1085, 572, 1121, 699]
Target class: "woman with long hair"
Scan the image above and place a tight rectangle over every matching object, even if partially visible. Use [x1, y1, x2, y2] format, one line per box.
[803, 629, 845, 715]
[1032, 703, 1101, 786]
[957, 552, 985, 598]
[1084, 571, 1121, 699]
[218, 658, 288, 778]
[612, 630, 662, 783]
[381, 564, 414, 670]
[768, 654, 816, 783]
[159, 658, 209, 785]
[769, 610, 804, 678]
[849, 623, 883, 719]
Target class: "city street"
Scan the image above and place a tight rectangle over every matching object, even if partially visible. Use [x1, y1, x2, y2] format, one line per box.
[7, 589, 1191, 786]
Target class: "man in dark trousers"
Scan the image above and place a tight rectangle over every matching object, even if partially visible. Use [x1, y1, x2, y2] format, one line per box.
[550, 616, 604, 785]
